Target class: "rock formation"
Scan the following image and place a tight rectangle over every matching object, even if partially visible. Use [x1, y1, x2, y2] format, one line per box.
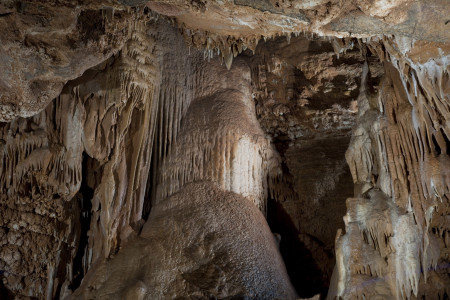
[69, 181, 296, 300]
[0, 1, 448, 299]
[329, 37, 450, 299]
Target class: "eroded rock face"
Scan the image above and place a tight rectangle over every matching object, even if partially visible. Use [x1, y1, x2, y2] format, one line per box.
[0, 1, 448, 300]
[0, 0, 139, 121]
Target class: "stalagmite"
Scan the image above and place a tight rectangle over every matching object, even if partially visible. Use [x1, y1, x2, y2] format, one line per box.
[66, 53, 296, 300]
[156, 57, 280, 214]
[0, 1, 448, 299]
[328, 36, 449, 299]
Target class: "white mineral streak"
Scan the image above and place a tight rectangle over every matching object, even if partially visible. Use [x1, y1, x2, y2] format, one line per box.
[156, 58, 280, 214]
[329, 37, 449, 299]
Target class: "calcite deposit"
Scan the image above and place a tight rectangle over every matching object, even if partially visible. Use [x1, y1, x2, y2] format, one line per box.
[329, 37, 450, 299]
[69, 181, 297, 300]
[0, 0, 448, 299]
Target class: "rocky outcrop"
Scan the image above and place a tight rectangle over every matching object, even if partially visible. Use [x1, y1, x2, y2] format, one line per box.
[0, 0, 139, 121]
[328, 38, 449, 299]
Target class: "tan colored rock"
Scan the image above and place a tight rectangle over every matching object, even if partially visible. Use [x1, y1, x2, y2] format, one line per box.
[0, 15, 197, 298]
[0, 1, 448, 300]
[328, 38, 450, 299]
[0, 0, 138, 121]
[69, 181, 297, 300]
[156, 57, 280, 213]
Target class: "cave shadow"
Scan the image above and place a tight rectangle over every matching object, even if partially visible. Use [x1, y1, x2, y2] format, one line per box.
[0, 274, 15, 300]
[267, 197, 328, 299]
[68, 153, 94, 292]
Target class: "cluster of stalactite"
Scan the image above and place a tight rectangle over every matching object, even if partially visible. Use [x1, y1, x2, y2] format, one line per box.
[0, 13, 286, 298]
[156, 57, 281, 214]
[328, 36, 449, 299]
[0, 4, 448, 299]
[0, 14, 196, 298]
[65, 56, 296, 300]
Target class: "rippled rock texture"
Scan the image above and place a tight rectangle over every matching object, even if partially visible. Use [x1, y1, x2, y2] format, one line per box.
[0, 1, 449, 299]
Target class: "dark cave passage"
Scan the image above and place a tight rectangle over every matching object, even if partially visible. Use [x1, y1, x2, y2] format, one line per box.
[267, 197, 326, 297]
[69, 154, 95, 292]
[267, 136, 354, 298]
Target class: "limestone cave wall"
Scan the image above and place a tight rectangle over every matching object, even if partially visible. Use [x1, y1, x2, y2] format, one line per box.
[0, 1, 448, 300]
[329, 37, 450, 299]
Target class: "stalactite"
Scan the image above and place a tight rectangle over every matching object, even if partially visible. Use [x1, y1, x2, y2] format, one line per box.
[0, 2, 448, 298]
[328, 37, 450, 300]
[155, 64, 281, 214]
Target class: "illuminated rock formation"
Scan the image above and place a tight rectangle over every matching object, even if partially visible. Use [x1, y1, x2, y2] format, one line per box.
[0, 1, 448, 299]
[69, 181, 297, 300]
[328, 37, 450, 300]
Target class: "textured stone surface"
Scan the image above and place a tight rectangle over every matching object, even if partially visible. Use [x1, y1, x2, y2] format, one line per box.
[67, 52, 296, 299]
[0, 0, 137, 121]
[0, 15, 198, 298]
[69, 181, 297, 300]
[1, 0, 449, 121]
[148, 0, 450, 41]
[0, 1, 448, 300]
[243, 34, 383, 297]
[328, 38, 450, 299]
[156, 57, 280, 214]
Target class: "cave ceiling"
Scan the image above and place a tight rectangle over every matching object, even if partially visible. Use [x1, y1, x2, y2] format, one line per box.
[0, 1, 449, 300]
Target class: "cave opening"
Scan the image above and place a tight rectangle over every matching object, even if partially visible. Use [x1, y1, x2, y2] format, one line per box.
[267, 190, 326, 298]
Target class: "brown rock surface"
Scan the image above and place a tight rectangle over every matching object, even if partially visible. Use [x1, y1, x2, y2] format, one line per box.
[242, 34, 383, 296]
[69, 181, 297, 300]
[0, 15, 198, 298]
[328, 39, 450, 299]
[2, 0, 449, 121]
[0, 0, 138, 121]
[0, 1, 448, 300]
